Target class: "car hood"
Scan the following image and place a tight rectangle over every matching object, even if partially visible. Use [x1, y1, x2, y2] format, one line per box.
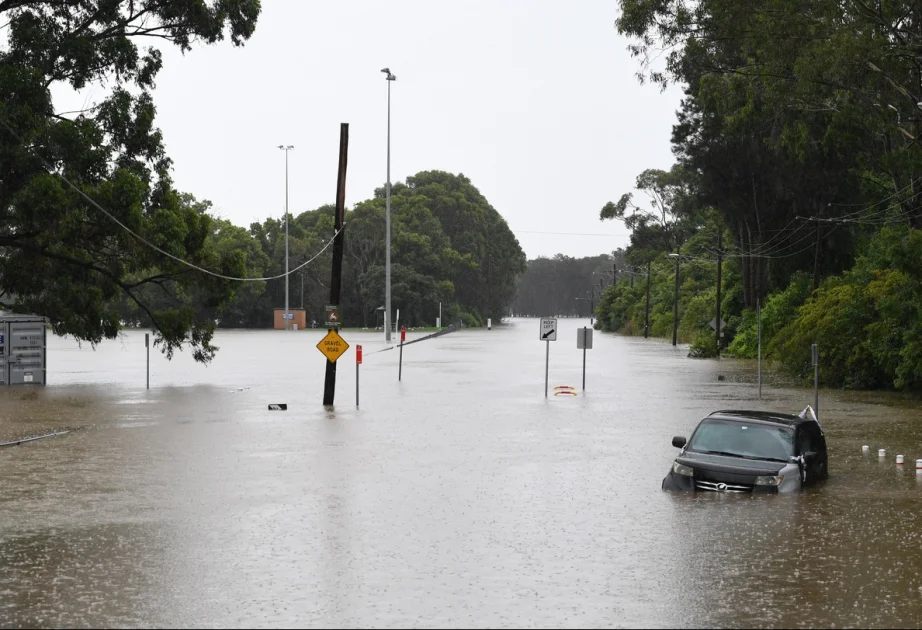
[677, 451, 786, 476]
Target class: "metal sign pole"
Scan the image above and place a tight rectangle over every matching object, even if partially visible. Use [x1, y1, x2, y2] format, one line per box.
[812, 343, 819, 418]
[545, 339, 549, 398]
[398, 327, 405, 381]
[356, 344, 361, 408]
[145, 333, 149, 390]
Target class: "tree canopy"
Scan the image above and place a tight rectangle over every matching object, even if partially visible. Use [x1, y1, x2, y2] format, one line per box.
[592, 0, 922, 390]
[1, 0, 262, 362]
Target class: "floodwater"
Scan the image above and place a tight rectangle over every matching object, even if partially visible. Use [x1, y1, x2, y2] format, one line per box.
[2, 317, 922, 628]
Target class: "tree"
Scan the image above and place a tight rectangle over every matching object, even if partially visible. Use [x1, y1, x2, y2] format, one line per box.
[0, 0, 262, 362]
[600, 164, 696, 263]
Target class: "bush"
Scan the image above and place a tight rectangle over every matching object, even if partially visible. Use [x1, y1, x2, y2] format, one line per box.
[771, 226, 922, 390]
[726, 271, 813, 358]
[688, 329, 718, 358]
[459, 311, 482, 328]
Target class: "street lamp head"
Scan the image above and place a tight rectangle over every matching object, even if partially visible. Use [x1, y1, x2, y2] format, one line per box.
[381, 67, 396, 81]
[278, 145, 294, 150]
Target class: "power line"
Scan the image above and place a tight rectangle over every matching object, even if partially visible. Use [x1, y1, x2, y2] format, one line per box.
[516, 230, 626, 237]
[0, 113, 341, 282]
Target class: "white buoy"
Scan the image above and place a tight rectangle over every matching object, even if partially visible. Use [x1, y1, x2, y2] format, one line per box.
[862, 445, 870, 454]
[879, 449, 887, 457]
[897, 455, 905, 465]
[916, 459, 922, 471]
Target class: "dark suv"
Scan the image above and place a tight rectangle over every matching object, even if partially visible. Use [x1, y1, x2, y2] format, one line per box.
[662, 407, 828, 494]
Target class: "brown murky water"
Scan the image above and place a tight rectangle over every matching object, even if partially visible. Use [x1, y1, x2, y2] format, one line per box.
[2, 318, 922, 628]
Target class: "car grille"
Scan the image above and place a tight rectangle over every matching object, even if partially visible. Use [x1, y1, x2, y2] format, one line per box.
[695, 480, 753, 493]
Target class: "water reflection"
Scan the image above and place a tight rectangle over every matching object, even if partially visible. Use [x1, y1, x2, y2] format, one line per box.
[1, 320, 922, 627]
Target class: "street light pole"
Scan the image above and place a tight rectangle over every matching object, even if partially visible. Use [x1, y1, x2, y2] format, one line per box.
[278, 144, 294, 330]
[381, 67, 396, 342]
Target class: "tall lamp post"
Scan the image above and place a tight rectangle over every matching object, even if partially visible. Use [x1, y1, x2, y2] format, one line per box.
[278, 144, 294, 330]
[381, 67, 396, 342]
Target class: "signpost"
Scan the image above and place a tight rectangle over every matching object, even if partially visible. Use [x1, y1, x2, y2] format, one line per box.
[398, 326, 406, 381]
[325, 305, 340, 329]
[317, 329, 350, 363]
[577, 327, 593, 390]
[145, 333, 149, 390]
[356, 344, 362, 408]
[540, 318, 557, 397]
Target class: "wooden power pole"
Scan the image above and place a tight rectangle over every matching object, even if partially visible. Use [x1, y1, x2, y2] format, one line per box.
[323, 123, 349, 406]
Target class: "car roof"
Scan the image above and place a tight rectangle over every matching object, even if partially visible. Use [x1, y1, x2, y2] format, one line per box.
[703, 410, 810, 428]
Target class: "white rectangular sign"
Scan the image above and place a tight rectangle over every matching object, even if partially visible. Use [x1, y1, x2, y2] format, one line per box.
[577, 327, 593, 350]
[539, 318, 557, 342]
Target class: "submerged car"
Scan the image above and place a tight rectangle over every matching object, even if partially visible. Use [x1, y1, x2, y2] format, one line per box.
[662, 407, 828, 494]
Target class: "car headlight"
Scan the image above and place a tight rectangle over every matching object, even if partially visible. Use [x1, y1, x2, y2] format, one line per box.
[754, 475, 784, 486]
[672, 461, 694, 477]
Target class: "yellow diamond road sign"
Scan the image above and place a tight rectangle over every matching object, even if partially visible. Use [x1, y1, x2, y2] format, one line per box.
[316, 329, 350, 363]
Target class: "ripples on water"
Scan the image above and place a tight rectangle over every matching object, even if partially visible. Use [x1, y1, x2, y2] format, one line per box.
[1, 320, 922, 628]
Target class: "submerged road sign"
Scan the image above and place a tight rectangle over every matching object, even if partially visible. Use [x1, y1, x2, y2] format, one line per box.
[540, 318, 558, 341]
[317, 329, 350, 363]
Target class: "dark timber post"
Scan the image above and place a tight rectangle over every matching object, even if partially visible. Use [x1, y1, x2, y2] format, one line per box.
[644, 261, 652, 338]
[323, 123, 349, 406]
[716, 230, 723, 357]
[672, 246, 681, 346]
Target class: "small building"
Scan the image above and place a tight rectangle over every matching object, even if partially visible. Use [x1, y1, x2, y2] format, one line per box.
[273, 308, 307, 330]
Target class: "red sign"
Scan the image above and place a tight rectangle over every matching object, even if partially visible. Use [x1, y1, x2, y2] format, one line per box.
[400, 326, 406, 342]
[356, 345, 362, 364]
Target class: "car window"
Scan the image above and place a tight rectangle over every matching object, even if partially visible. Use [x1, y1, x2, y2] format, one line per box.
[799, 422, 823, 454]
[687, 419, 794, 461]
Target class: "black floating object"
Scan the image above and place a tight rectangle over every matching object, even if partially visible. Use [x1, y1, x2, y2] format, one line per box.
[717, 375, 725, 381]
[268, 404, 288, 411]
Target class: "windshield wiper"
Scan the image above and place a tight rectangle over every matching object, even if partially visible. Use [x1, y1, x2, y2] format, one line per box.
[695, 450, 786, 462]
[696, 449, 750, 458]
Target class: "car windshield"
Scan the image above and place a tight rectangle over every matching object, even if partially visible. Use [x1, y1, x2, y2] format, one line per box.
[686, 418, 793, 462]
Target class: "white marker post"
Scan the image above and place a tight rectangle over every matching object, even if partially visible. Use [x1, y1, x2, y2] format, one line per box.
[577, 326, 593, 390]
[540, 318, 558, 397]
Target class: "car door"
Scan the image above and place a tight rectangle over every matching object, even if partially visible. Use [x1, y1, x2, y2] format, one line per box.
[803, 421, 828, 480]
[795, 422, 825, 484]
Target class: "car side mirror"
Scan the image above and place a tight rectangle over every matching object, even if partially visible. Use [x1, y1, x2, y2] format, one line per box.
[672, 436, 687, 448]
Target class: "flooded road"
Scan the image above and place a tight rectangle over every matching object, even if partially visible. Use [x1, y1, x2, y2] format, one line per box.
[2, 317, 922, 628]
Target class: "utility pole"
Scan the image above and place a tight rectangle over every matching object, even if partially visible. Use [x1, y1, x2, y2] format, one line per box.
[716, 230, 723, 357]
[671, 247, 681, 346]
[278, 145, 294, 330]
[644, 261, 651, 338]
[812, 220, 823, 292]
[322, 123, 349, 406]
[381, 67, 396, 342]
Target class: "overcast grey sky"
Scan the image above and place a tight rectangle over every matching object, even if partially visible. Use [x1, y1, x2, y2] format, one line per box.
[54, 0, 684, 261]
